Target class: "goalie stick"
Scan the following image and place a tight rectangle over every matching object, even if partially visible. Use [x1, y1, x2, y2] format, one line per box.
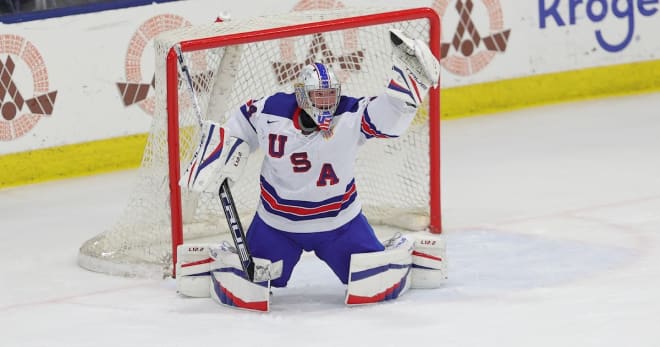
[217, 179, 255, 281]
[174, 45, 265, 282]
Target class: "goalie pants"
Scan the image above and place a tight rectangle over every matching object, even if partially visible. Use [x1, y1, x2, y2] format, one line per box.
[246, 213, 384, 287]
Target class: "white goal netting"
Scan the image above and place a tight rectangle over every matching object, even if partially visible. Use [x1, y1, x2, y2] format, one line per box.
[78, 7, 440, 278]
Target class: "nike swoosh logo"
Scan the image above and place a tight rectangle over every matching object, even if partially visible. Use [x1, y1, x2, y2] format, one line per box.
[266, 120, 278, 124]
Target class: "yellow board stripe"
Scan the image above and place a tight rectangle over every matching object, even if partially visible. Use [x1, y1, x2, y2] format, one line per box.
[0, 134, 147, 188]
[443, 59, 660, 119]
[1, 59, 660, 189]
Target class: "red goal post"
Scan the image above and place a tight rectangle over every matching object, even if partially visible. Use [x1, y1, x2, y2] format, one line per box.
[167, 7, 441, 274]
[78, 7, 441, 278]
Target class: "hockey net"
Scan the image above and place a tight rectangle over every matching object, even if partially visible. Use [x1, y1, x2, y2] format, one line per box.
[78, 7, 441, 278]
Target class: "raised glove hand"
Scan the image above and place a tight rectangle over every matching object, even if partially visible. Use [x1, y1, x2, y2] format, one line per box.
[386, 29, 441, 107]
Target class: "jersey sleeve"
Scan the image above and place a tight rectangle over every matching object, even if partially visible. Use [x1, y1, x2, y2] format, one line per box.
[222, 99, 261, 152]
[359, 93, 417, 141]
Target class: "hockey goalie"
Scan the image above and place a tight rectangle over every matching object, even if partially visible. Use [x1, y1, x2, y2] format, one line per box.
[176, 29, 447, 311]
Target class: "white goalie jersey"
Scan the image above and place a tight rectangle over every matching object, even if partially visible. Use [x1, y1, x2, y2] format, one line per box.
[222, 92, 417, 233]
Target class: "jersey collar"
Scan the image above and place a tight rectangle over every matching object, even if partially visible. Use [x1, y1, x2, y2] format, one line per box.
[293, 107, 318, 135]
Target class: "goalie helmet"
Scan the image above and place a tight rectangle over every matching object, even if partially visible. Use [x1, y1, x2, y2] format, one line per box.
[294, 62, 341, 131]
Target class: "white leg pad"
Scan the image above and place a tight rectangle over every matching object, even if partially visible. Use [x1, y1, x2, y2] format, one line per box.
[345, 235, 413, 305]
[411, 233, 448, 289]
[176, 244, 213, 298]
[209, 248, 271, 312]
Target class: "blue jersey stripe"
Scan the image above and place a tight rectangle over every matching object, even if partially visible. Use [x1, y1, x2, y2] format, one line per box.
[260, 176, 355, 208]
[260, 176, 358, 221]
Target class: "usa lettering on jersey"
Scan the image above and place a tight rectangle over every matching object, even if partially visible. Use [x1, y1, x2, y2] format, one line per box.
[223, 92, 416, 233]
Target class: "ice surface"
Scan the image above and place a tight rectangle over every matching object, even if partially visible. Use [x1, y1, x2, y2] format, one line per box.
[1, 93, 659, 347]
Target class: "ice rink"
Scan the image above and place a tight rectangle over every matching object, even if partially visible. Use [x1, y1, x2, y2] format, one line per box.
[2, 93, 659, 347]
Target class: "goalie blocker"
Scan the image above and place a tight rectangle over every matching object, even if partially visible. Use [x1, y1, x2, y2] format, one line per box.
[179, 120, 250, 193]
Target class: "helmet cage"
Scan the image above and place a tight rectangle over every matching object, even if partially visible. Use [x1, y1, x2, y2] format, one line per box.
[294, 62, 341, 130]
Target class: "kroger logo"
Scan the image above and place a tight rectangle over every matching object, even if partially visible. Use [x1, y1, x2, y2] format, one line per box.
[539, 0, 659, 52]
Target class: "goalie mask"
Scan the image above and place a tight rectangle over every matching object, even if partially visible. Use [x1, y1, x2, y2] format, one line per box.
[294, 62, 341, 131]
